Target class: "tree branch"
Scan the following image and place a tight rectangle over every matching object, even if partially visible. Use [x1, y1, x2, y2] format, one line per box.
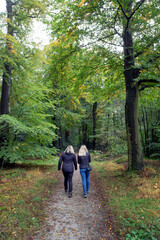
[129, 0, 146, 20]
[114, 8, 123, 38]
[138, 79, 159, 92]
[116, 0, 129, 19]
[80, 33, 117, 48]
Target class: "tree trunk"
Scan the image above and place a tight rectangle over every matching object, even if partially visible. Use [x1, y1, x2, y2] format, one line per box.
[0, 0, 13, 115]
[65, 130, 70, 143]
[125, 84, 144, 170]
[59, 126, 63, 150]
[123, 2, 144, 170]
[82, 121, 87, 145]
[142, 107, 150, 157]
[138, 118, 145, 155]
[0, 1, 13, 165]
[92, 102, 97, 150]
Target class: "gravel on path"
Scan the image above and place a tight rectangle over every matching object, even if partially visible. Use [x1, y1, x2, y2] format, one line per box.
[34, 168, 119, 240]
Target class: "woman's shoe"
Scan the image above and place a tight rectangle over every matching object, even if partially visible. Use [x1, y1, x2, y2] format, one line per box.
[68, 192, 72, 198]
[83, 194, 87, 198]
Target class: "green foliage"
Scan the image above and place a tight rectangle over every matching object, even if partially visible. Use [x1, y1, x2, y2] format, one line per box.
[138, 88, 160, 159]
[0, 114, 56, 164]
[48, 0, 160, 161]
[0, 0, 58, 164]
[0, 46, 57, 164]
[1, 0, 160, 161]
[125, 223, 159, 240]
[92, 158, 160, 239]
[95, 99, 127, 154]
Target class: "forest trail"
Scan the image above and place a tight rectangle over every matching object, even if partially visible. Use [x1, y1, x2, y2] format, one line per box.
[34, 168, 120, 240]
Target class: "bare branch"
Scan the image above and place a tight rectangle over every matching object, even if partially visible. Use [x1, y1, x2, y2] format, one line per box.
[138, 79, 159, 85]
[100, 39, 123, 48]
[114, 8, 123, 38]
[116, 0, 129, 19]
[80, 33, 117, 48]
[129, 0, 146, 19]
[138, 79, 159, 91]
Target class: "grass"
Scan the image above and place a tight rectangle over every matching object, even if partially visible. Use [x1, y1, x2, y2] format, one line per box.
[0, 157, 59, 240]
[1, 154, 159, 240]
[91, 155, 160, 240]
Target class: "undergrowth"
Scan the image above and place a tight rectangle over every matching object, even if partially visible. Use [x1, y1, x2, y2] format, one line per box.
[92, 155, 160, 240]
[0, 157, 59, 240]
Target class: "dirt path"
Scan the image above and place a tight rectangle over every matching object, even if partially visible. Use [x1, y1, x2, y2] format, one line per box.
[34, 169, 119, 240]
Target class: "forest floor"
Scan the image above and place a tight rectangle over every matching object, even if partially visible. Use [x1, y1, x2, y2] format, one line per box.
[34, 168, 121, 240]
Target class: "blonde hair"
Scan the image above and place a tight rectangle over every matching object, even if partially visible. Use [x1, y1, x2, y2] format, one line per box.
[78, 145, 89, 156]
[64, 145, 75, 154]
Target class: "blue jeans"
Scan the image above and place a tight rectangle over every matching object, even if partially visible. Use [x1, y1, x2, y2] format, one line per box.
[80, 169, 90, 195]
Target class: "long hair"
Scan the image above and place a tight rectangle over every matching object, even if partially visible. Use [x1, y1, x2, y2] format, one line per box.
[64, 145, 75, 154]
[78, 145, 89, 156]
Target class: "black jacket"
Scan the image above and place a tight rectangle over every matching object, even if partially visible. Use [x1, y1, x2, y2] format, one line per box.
[78, 152, 91, 169]
[58, 152, 77, 173]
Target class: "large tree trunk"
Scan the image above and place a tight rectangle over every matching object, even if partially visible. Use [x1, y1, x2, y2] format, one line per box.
[0, 0, 13, 115]
[125, 83, 144, 170]
[123, 2, 144, 170]
[92, 102, 97, 150]
[0, 1, 13, 165]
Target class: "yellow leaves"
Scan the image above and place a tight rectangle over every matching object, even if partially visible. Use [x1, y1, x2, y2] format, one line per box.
[139, 13, 151, 21]
[50, 40, 61, 47]
[140, 69, 147, 74]
[104, 161, 125, 172]
[70, 99, 78, 110]
[78, 0, 86, 7]
[137, 180, 160, 199]
[79, 84, 85, 90]
[12, 50, 17, 56]
[64, 113, 67, 119]
[0, 165, 59, 239]
[154, 183, 158, 189]
[63, 43, 71, 49]
[6, 18, 12, 25]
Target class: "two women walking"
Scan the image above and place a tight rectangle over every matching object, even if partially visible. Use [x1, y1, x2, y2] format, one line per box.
[58, 145, 92, 198]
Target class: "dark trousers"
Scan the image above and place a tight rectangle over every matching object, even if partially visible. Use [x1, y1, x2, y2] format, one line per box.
[63, 171, 73, 192]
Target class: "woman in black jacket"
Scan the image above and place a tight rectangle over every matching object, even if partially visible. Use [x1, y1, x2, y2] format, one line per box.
[58, 145, 77, 198]
[78, 145, 91, 198]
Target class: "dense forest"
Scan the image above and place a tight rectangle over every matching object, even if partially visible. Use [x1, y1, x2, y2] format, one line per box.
[0, 0, 160, 170]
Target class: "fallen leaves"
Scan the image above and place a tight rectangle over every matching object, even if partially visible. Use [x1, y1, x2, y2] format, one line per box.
[0, 166, 58, 240]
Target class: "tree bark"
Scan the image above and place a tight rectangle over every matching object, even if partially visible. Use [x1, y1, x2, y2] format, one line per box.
[0, 0, 13, 115]
[82, 121, 87, 145]
[123, 2, 144, 170]
[92, 102, 97, 150]
[125, 83, 144, 170]
[59, 126, 63, 150]
[0, 1, 13, 165]
[65, 130, 70, 143]
[138, 118, 145, 155]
